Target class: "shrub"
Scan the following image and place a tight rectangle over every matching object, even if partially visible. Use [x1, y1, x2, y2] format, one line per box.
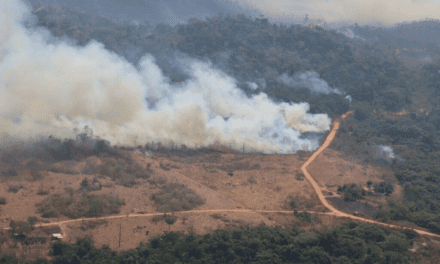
[338, 183, 366, 202]
[37, 187, 50, 196]
[31, 170, 43, 180]
[289, 200, 296, 208]
[80, 178, 89, 188]
[401, 229, 419, 240]
[367, 181, 373, 188]
[36, 193, 125, 219]
[160, 163, 171, 171]
[1, 169, 18, 177]
[0, 197, 6, 204]
[28, 217, 38, 226]
[81, 161, 99, 175]
[151, 183, 205, 212]
[228, 172, 233, 177]
[296, 172, 305, 181]
[295, 212, 312, 223]
[8, 184, 23, 193]
[247, 175, 257, 185]
[374, 182, 394, 195]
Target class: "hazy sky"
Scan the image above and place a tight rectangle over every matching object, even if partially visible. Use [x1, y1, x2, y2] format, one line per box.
[26, 0, 439, 28]
[231, 0, 440, 28]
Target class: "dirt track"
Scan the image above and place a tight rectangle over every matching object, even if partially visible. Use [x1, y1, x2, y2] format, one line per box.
[5, 110, 440, 239]
[301, 110, 440, 239]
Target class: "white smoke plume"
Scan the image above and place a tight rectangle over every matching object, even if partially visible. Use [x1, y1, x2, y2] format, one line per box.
[0, 0, 332, 154]
[245, 82, 258, 91]
[345, 95, 352, 107]
[373, 145, 396, 164]
[277, 71, 342, 95]
[336, 27, 366, 41]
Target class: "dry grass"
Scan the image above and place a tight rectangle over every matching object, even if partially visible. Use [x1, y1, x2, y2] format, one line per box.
[218, 160, 261, 171]
[49, 161, 80, 175]
[40, 225, 62, 235]
[79, 220, 108, 231]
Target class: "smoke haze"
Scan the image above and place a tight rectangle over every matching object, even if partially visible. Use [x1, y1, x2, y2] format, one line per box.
[0, 0, 332, 154]
[230, 0, 440, 28]
[277, 71, 342, 95]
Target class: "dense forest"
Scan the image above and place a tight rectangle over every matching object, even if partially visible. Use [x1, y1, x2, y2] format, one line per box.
[25, 0, 440, 239]
[2, 222, 424, 264]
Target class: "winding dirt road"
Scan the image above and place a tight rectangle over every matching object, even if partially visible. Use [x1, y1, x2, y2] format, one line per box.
[301, 110, 440, 239]
[6, 110, 440, 240]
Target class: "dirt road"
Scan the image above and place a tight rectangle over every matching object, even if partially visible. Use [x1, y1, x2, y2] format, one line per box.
[5, 109, 440, 240]
[301, 110, 440, 239]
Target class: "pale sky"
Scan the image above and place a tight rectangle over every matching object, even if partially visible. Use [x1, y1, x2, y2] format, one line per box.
[229, 0, 440, 28]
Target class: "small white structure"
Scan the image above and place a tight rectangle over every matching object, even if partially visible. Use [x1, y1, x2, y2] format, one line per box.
[52, 233, 63, 240]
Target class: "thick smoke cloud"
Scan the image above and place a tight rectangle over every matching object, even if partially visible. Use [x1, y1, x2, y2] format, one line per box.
[277, 71, 341, 95]
[0, 0, 332, 154]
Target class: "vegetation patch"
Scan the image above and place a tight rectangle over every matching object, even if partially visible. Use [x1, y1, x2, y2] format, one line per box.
[296, 172, 305, 181]
[294, 211, 312, 223]
[98, 158, 151, 187]
[36, 193, 125, 219]
[37, 187, 50, 195]
[8, 184, 24, 193]
[373, 181, 394, 195]
[1, 169, 18, 177]
[0, 197, 6, 205]
[337, 183, 366, 202]
[49, 161, 79, 175]
[79, 178, 102, 192]
[151, 183, 205, 212]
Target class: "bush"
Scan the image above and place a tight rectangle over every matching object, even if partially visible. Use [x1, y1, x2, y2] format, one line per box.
[295, 212, 312, 223]
[0, 197, 6, 205]
[289, 200, 296, 209]
[228, 172, 233, 177]
[296, 172, 305, 181]
[37, 193, 125, 219]
[367, 181, 373, 188]
[8, 184, 23, 193]
[37, 187, 50, 196]
[247, 175, 257, 184]
[1, 169, 18, 177]
[151, 183, 205, 212]
[81, 161, 99, 175]
[338, 183, 366, 202]
[401, 229, 419, 240]
[374, 182, 394, 195]
[28, 217, 38, 226]
[80, 178, 89, 188]
[31, 170, 43, 180]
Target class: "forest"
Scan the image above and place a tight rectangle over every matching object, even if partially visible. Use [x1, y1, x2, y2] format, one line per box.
[24, 0, 440, 239]
[2, 221, 422, 264]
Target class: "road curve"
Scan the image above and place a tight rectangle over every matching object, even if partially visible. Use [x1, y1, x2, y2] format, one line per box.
[5, 109, 440, 239]
[301, 110, 440, 239]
